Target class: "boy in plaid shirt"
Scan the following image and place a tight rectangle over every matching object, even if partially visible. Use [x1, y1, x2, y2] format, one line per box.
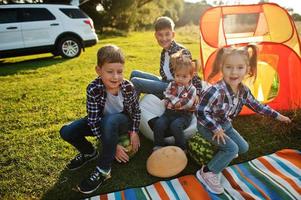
[153, 50, 198, 151]
[60, 45, 141, 194]
[130, 16, 203, 99]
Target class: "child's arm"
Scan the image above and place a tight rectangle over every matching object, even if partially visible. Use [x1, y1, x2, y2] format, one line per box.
[197, 87, 223, 133]
[212, 129, 229, 145]
[276, 114, 291, 124]
[128, 85, 141, 151]
[86, 87, 102, 138]
[129, 131, 140, 153]
[115, 144, 129, 163]
[245, 89, 291, 123]
[175, 85, 197, 110]
[164, 82, 181, 105]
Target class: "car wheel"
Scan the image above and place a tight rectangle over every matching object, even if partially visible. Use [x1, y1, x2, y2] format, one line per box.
[58, 37, 81, 58]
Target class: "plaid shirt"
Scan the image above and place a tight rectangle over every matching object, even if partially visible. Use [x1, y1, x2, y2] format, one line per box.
[164, 81, 198, 112]
[86, 77, 141, 138]
[197, 80, 279, 133]
[160, 40, 203, 97]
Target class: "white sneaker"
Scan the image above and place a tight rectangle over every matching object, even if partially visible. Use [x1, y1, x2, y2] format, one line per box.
[196, 166, 224, 194]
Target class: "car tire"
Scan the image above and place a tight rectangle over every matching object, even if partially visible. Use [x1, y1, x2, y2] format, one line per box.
[58, 36, 81, 58]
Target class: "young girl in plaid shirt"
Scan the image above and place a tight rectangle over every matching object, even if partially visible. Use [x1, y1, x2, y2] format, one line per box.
[196, 44, 291, 194]
[153, 50, 198, 151]
[60, 45, 141, 194]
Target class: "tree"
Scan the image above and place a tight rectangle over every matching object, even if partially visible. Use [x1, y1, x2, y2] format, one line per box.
[292, 13, 301, 21]
[177, 2, 211, 27]
[80, 0, 183, 31]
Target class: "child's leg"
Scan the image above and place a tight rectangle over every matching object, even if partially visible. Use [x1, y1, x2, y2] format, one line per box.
[197, 123, 239, 174]
[224, 124, 249, 155]
[130, 70, 160, 80]
[153, 112, 170, 147]
[130, 70, 168, 98]
[98, 113, 129, 170]
[169, 113, 192, 150]
[60, 117, 94, 154]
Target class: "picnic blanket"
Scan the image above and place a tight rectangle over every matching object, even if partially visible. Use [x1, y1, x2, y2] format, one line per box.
[86, 149, 301, 200]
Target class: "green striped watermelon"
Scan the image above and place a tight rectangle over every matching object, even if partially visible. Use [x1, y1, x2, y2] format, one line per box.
[118, 134, 136, 159]
[187, 133, 214, 166]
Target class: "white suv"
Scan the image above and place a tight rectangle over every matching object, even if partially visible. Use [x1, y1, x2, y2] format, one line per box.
[0, 4, 98, 58]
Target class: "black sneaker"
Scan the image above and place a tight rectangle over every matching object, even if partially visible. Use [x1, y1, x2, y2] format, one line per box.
[77, 167, 111, 194]
[66, 150, 98, 171]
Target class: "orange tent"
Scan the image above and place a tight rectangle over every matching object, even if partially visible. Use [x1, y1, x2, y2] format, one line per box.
[199, 3, 301, 114]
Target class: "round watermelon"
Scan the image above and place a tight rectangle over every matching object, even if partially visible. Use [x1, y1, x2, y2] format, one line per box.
[187, 133, 214, 166]
[118, 134, 136, 159]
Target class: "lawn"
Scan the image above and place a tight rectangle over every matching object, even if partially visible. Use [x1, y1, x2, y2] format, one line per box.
[1, 26, 301, 200]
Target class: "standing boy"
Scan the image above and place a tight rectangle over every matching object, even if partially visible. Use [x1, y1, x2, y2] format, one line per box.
[60, 45, 141, 194]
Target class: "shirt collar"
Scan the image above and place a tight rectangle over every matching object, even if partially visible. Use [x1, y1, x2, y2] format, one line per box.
[221, 79, 243, 97]
[163, 40, 176, 54]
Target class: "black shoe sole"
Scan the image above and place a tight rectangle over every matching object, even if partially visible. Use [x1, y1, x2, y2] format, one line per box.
[77, 175, 111, 194]
[67, 153, 99, 171]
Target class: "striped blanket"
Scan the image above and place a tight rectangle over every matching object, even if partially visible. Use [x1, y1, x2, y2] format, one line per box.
[87, 149, 301, 200]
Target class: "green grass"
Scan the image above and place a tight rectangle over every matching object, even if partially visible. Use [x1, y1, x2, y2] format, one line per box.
[1, 28, 301, 200]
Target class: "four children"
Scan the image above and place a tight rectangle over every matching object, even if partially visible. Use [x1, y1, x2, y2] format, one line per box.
[60, 16, 292, 195]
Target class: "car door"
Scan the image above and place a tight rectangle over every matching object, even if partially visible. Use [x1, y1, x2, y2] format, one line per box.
[20, 8, 62, 48]
[0, 8, 24, 51]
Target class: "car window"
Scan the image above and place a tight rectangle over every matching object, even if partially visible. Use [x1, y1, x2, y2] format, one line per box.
[59, 8, 88, 19]
[21, 8, 56, 22]
[0, 9, 19, 23]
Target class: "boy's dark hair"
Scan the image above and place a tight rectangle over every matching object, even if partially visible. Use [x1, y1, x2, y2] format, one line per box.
[97, 45, 125, 67]
[154, 16, 175, 31]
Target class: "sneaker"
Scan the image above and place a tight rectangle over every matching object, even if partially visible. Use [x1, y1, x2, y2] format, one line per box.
[66, 150, 98, 171]
[196, 166, 224, 194]
[77, 167, 111, 194]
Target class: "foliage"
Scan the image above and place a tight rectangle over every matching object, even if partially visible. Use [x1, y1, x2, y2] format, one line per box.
[177, 2, 211, 27]
[292, 13, 301, 21]
[80, 0, 184, 31]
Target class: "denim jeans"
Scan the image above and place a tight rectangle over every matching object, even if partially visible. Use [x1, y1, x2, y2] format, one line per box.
[130, 70, 169, 99]
[197, 122, 249, 173]
[60, 113, 130, 170]
[153, 109, 192, 150]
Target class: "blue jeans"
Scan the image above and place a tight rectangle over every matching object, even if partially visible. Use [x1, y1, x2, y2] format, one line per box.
[197, 122, 249, 173]
[60, 113, 130, 170]
[130, 70, 169, 99]
[154, 109, 192, 150]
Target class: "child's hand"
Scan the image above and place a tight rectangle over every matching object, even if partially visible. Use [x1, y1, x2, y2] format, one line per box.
[277, 114, 292, 124]
[115, 144, 129, 163]
[212, 130, 228, 145]
[175, 101, 181, 108]
[129, 131, 140, 153]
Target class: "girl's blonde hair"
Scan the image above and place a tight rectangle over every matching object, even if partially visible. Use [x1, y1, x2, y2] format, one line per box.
[171, 49, 198, 76]
[208, 44, 258, 82]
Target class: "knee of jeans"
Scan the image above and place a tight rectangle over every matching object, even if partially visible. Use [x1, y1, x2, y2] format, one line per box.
[59, 125, 71, 141]
[130, 77, 138, 85]
[240, 142, 249, 154]
[130, 70, 138, 80]
[226, 143, 239, 156]
[170, 121, 185, 132]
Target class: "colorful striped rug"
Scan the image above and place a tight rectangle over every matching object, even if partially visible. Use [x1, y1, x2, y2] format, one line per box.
[86, 149, 301, 200]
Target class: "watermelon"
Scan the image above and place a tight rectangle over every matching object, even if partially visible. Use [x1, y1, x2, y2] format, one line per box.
[187, 133, 214, 166]
[118, 134, 136, 158]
